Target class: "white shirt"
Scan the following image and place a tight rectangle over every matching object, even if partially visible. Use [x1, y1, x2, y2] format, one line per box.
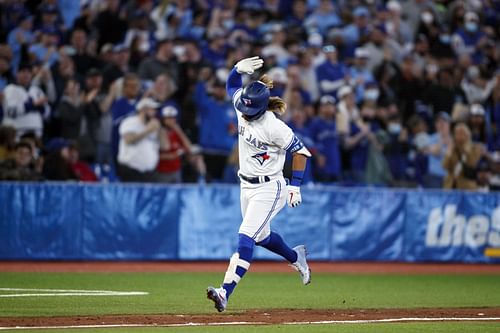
[233, 89, 294, 178]
[2, 83, 49, 138]
[118, 115, 159, 172]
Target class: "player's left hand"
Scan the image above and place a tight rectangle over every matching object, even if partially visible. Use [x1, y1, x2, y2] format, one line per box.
[287, 185, 302, 208]
[235, 56, 264, 74]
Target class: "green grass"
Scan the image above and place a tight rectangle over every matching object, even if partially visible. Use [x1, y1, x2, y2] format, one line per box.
[4, 323, 500, 333]
[0, 272, 499, 317]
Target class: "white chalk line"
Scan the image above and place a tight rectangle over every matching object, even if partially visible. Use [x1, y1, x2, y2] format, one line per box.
[0, 288, 148, 298]
[0, 317, 499, 330]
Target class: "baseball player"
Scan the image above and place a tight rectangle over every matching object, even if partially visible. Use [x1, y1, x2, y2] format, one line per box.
[207, 56, 312, 312]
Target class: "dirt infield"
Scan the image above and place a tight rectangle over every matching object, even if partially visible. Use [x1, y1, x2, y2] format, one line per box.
[1, 261, 500, 274]
[1, 308, 499, 328]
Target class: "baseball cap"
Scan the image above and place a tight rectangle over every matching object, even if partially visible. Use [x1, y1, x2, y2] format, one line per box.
[136, 98, 160, 111]
[307, 33, 323, 47]
[320, 95, 336, 105]
[354, 47, 369, 58]
[112, 43, 128, 53]
[465, 11, 479, 22]
[322, 45, 337, 53]
[470, 104, 485, 116]
[337, 85, 353, 99]
[161, 105, 178, 118]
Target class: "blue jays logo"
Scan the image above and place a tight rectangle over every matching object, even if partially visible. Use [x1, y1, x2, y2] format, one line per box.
[252, 152, 270, 165]
[242, 98, 252, 106]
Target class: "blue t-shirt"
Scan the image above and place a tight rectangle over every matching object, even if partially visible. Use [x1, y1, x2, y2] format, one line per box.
[287, 121, 314, 184]
[315, 60, 347, 98]
[308, 116, 341, 177]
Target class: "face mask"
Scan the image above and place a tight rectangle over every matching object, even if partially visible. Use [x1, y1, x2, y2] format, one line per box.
[439, 34, 451, 44]
[465, 22, 478, 32]
[388, 123, 401, 134]
[421, 12, 433, 24]
[364, 89, 380, 101]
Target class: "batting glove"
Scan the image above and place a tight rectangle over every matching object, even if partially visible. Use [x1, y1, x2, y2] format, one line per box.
[235, 56, 264, 74]
[287, 185, 302, 208]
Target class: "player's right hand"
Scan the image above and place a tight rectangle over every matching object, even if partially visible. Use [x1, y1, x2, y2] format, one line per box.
[287, 185, 302, 208]
[235, 56, 264, 74]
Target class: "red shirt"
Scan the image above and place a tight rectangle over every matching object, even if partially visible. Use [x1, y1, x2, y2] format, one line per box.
[157, 130, 183, 173]
[71, 161, 98, 182]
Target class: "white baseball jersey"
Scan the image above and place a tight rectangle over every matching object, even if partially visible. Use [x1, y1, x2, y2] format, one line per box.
[2, 83, 50, 138]
[233, 89, 295, 178]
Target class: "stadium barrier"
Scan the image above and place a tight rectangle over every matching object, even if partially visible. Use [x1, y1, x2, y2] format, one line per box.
[0, 182, 499, 263]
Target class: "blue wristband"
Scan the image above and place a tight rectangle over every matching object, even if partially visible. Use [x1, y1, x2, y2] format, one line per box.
[291, 170, 304, 186]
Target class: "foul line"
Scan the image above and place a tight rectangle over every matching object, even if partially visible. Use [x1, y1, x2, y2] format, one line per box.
[0, 288, 148, 298]
[0, 317, 499, 330]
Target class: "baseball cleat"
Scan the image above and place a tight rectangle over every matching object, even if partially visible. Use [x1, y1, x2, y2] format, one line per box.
[206, 286, 227, 312]
[290, 245, 311, 285]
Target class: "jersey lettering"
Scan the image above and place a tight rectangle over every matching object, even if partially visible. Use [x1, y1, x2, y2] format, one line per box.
[245, 133, 268, 150]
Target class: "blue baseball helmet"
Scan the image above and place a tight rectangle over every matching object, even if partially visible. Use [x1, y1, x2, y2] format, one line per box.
[235, 81, 270, 118]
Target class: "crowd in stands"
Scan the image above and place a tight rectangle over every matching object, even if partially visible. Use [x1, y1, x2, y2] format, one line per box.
[0, 0, 500, 191]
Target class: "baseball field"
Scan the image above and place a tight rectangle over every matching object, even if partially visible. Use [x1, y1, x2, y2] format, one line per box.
[0, 261, 499, 332]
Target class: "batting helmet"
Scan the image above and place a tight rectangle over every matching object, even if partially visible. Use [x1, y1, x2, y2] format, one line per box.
[235, 81, 270, 118]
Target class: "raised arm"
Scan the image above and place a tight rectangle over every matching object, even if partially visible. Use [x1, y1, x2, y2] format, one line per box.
[226, 67, 242, 98]
[227, 56, 264, 98]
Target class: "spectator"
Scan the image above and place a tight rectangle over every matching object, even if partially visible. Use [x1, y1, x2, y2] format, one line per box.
[2, 63, 50, 138]
[287, 107, 314, 184]
[0, 141, 41, 181]
[308, 95, 341, 182]
[467, 104, 493, 149]
[316, 45, 348, 99]
[443, 122, 485, 190]
[7, 15, 34, 73]
[383, 112, 410, 184]
[42, 137, 77, 181]
[336, 85, 360, 136]
[341, 6, 371, 51]
[101, 44, 131, 91]
[94, 0, 128, 50]
[28, 27, 59, 68]
[0, 125, 16, 161]
[157, 105, 206, 183]
[110, 73, 140, 164]
[304, 0, 341, 36]
[194, 77, 237, 182]
[67, 142, 98, 182]
[69, 28, 101, 77]
[422, 112, 453, 188]
[424, 68, 466, 115]
[138, 38, 178, 83]
[58, 77, 83, 141]
[117, 98, 160, 182]
[349, 47, 375, 103]
[452, 12, 486, 65]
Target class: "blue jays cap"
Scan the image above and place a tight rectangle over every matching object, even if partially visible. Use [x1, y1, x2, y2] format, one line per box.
[235, 81, 270, 117]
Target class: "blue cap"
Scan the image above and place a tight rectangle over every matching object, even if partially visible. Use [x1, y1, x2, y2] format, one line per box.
[353, 6, 369, 17]
[235, 81, 270, 118]
[45, 138, 68, 153]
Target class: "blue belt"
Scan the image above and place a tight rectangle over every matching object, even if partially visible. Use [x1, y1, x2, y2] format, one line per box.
[239, 174, 271, 184]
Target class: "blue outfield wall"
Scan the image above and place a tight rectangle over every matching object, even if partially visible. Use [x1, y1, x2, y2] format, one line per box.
[0, 182, 499, 263]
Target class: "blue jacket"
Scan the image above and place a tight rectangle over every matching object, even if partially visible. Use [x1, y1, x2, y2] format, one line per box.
[195, 81, 237, 154]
